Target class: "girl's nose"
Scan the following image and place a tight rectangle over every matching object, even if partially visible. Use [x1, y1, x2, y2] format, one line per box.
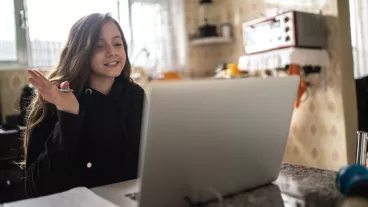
[106, 45, 117, 57]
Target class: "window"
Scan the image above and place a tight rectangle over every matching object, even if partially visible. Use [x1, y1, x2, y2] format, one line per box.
[118, 0, 132, 51]
[0, 0, 186, 72]
[131, 2, 167, 70]
[0, 0, 17, 61]
[130, 0, 186, 74]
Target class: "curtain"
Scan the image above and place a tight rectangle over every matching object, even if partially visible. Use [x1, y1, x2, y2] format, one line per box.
[349, 0, 368, 79]
[129, 0, 187, 74]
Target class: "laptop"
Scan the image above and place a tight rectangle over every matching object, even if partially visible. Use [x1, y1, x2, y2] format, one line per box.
[135, 76, 299, 207]
[3, 76, 299, 207]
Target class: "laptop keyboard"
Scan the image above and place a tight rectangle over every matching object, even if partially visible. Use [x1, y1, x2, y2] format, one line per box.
[125, 192, 139, 201]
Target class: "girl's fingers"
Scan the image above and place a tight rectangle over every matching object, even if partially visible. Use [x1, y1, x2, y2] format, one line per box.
[27, 70, 39, 80]
[28, 77, 50, 96]
[28, 70, 52, 90]
[33, 70, 50, 84]
[28, 69, 40, 77]
[28, 71, 45, 86]
[36, 89, 46, 99]
[37, 87, 48, 95]
[32, 70, 52, 89]
[37, 88, 53, 102]
[28, 70, 45, 83]
[28, 77, 42, 89]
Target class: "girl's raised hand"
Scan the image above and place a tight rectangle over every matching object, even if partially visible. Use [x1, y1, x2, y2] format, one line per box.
[27, 69, 79, 115]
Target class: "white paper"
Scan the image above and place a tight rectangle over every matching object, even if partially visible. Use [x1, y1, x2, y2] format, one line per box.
[3, 187, 119, 207]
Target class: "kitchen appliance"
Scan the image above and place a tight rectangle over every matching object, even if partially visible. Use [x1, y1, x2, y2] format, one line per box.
[198, 0, 217, 37]
[242, 11, 325, 55]
[199, 23, 217, 37]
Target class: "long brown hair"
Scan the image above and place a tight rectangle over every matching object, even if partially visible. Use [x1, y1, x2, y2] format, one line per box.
[21, 13, 131, 169]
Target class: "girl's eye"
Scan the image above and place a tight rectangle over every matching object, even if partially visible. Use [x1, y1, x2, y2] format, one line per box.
[114, 43, 123, 46]
[97, 45, 104, 48]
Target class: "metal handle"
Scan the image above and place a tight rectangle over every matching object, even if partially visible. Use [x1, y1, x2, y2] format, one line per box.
[19, 10, 27, 29]
[356, 131, 368, 165]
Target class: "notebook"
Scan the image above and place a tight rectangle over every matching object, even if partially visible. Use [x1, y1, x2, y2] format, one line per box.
[2, 187, 119, 207]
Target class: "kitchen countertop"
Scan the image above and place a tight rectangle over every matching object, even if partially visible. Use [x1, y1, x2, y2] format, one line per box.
[204, 163, 345, 207]
[2, 163, 346, 207]
[91, 163, 345, 207]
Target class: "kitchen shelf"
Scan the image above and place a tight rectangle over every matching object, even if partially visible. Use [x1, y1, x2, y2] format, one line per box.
[189, 36, 233, 46]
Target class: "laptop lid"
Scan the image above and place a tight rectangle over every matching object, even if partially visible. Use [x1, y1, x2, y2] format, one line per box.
[138, 76, 299, 207]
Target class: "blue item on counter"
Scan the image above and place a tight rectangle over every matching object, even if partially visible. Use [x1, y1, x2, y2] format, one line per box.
[336, 164, 368, 197]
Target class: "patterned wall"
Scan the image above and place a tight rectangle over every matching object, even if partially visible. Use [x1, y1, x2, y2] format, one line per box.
[185, 0, 349, 170]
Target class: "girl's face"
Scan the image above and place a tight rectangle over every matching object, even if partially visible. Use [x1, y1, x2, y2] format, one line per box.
[90, 21, 126, 79]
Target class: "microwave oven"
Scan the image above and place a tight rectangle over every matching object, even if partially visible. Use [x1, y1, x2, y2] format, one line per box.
[242, 11, 325, 55]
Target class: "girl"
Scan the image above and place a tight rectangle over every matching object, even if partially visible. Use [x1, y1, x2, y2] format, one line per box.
[23, 13, 145, 198]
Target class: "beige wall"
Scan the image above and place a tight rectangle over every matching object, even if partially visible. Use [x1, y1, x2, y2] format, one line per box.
[185, 0, 356, 170]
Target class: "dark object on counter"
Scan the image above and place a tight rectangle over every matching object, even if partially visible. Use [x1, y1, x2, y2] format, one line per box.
[284, 65, 322, 75]
[5, 115, 22, 127]
[199, 22, 217, 37]
[0, 128, 21, 165]
[356, 76, 368, 132]
[125, 192, 139, 201]
[1, 124, 19, 131]
[0, 127, 25, 203]
[199, 0, 212, 3]
[303, 65, 321, 76]
[336, 164, 368, 198]
[20, 84, 36, 126]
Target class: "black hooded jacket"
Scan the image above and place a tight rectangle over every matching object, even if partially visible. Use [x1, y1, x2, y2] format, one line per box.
[25, 77, 145, 198]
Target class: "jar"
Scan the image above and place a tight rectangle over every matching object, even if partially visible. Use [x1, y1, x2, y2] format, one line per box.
[221, 23, 231, 37]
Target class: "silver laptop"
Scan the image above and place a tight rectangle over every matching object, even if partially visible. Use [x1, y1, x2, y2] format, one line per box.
[136, 76, 299, 207]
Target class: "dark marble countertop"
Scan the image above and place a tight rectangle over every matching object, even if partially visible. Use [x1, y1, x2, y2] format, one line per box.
[205, 163, 345, 207]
